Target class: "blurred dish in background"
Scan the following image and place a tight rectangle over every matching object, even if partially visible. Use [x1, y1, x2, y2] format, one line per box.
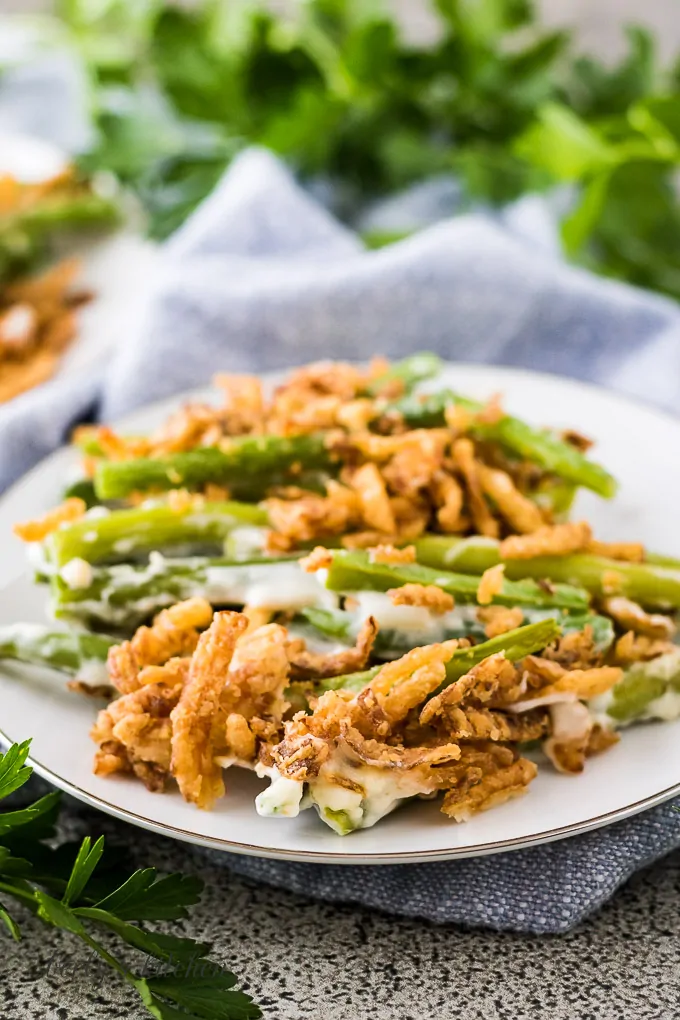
[0, 255, 91, 403]
[0, 150, 119, 402]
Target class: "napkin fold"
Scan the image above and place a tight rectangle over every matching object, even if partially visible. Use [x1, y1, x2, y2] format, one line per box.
[3, 146, 680, 933]
[214, 799, 680, 933]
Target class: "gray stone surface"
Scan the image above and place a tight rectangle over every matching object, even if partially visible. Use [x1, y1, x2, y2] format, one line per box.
[3, 791, 680, 1020]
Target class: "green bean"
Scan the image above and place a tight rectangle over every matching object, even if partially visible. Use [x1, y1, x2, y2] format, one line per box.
[93, 434, 334, 500]
[52, 554, 310, 629]
[606, 650, 680, 722]
[0, 193, 119, 282]
[318, 618, 563, 694]
[0, 624, 115, 678]
[76, 354, 441, 464]
[321, 549, 589, 610]
[299, 605, 613, 658]
[414, 534, 680, 610]
[364, 352, 442, 395]
[62, 478, 100, 508]
[387, 389, 617, 498]
[46, 500, 268, 568]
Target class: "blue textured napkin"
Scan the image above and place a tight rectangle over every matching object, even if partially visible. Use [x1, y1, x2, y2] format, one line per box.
[4, 145, 680, 933]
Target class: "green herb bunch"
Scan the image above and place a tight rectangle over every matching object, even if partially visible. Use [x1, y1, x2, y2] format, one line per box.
[51, 0, 680, 299]
[0, 739, 261, 1019]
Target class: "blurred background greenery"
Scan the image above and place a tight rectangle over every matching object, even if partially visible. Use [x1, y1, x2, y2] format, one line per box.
[2, 0, 680, 300]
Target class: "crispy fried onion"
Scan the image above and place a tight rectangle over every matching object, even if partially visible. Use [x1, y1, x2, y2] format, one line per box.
[266, 482, 360, 547]
[92, 680, 181, 792]
[521, 656, 622, 700]
[499, 521, 592, 560]
[476, 563, 505, 606]
[430, 705, 548, 742]
[369, 544, 416, 565]
[223, 622, 292, 722]
[453, 438, 500, 539]
[368, 641, 461, 727]
[613, 631, 676, 664]
[170, 611, 247, 809]
[477, 464, 544, 534]
[107, 597, 213, 694]
[14, 496, 86, 542]
[603, 597, 676, 640]
[477, 605, 524, 639]
[419, 653, 526, 726]
[541, 626, 602, 670]
[287, 616, 378, 680]
[93, 603, 627, 823]
[387, 583, 454, 614]
[587, 540, 645, 562]
[93, 607, 389, 807]
[441, 747, 537, 822]
[542, 702, 619, 775]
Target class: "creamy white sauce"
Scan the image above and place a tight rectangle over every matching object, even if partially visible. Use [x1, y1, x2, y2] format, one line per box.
[65, 559, 337, 625]
[0, 624, 110, 684]
[84, 507, 110, 520]
[548, 701, 592, 742]
[255, 753, 428, 834]
[352, 591, 479, 643]
[27, 541, 50, 574]
[640, 648, 680, 683]
[587, 690, 616, 729]
[285, 624, 350, 657]
[641, 689, 680, 722]
[60, 558, 94, 590]
[3, 622, 49, 644]
[224, 526, 269, 559]
[112, 538, 136, 554]
[309, 780, 365, 834]
[66, 593, 176, 626]
[589, 648, 680, 728]
[312, 759, 428, 834]
[543, 701, 592, 771]
[204, 563, 336, 612]
[0, 305, 35, 348]
[76, 659, 112, 685]
[255, 771, 306, 818]
[508, 691, 577, 713]
[148, 550, 167, 572]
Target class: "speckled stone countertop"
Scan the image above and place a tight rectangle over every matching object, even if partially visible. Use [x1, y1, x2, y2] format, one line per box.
[3, 790, 680, 1020]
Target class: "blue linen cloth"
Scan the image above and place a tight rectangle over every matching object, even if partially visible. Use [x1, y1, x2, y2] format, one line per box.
[3, 144, 680, 933]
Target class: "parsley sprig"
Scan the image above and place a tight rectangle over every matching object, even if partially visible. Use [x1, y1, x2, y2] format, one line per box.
[44, 0, 680, 300]
[0, 740, 261, 1020]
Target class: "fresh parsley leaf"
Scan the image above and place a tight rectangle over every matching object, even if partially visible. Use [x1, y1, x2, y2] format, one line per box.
[75, 906, 213, 963]
[47, 0, 680, 297]
[561, 171, 611, 257]
[0, 845, 33, 879]
[0, 740, 261, 1019]
[35, 891, 87, 935]
[146, 968, 262, 1020]
[0, 791, 61, 838]
[62, 835, 105, 905]
[0, 740, 32, 800]
[514, 103, 616, 182]
[94, 868, 204, 921]
[564, 27, 658, 119]
[0, 902, 20, 941]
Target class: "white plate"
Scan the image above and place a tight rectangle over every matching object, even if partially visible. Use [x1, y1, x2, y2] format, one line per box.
[1, 364, 680, 865]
